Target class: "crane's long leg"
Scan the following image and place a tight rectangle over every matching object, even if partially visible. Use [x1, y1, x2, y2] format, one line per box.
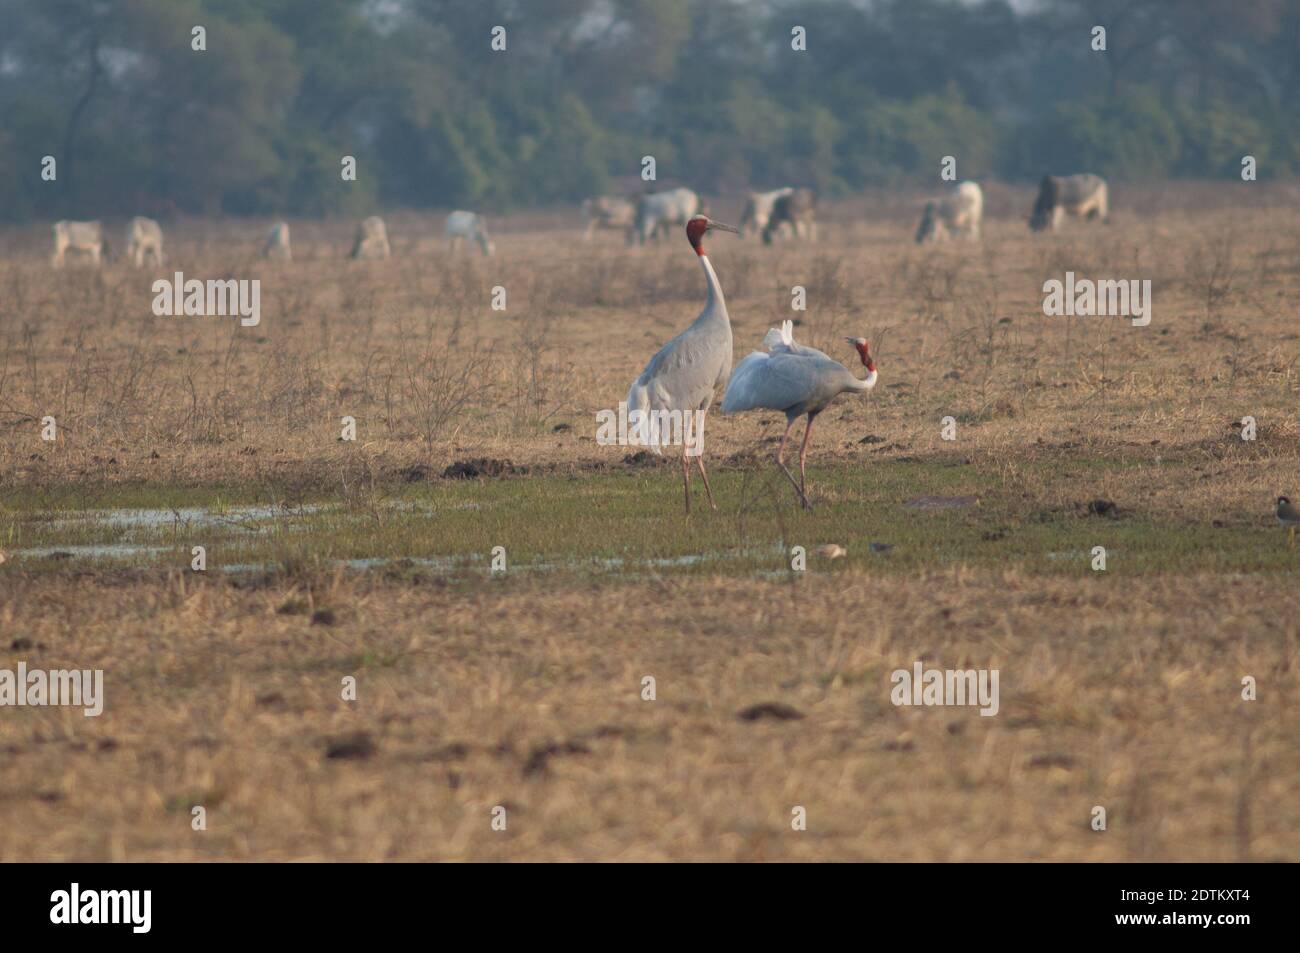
[692, 410, 717, 510]
[1290, 525, 1295, 549]
[681, 445, 691, 515]
[694, 455, 717, 510]
[774, 417, 813, 511]
[798, 412, 818, 501]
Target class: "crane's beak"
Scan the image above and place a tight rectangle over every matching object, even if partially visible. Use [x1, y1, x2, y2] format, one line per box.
[708, 220, 739, 234]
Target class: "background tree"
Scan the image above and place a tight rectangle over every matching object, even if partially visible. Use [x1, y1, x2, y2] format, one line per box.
[0, 0, 1297, 221]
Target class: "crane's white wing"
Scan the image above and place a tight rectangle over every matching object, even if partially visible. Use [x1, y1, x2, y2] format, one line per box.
[720, 351, 769, 413]
[635, 322, 729, 386]
[722, 350, 834, 414]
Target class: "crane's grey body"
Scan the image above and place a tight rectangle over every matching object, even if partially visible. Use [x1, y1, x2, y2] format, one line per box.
[724, 340, 861, 421]
[724, 321, 872, 420]
[626, 253, 733, 450]
[625, 215, 739, 513]
[722, 321, 876, 510]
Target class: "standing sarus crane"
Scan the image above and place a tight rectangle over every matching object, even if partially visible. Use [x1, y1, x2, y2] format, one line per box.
[626, 214, 739, 513]
[722, 320, 877, 511]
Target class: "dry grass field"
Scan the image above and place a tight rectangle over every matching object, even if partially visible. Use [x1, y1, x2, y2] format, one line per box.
[1, 182, 1298, 861]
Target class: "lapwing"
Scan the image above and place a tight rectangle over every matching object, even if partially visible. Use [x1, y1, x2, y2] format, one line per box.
[1276, 496, 1300, 548]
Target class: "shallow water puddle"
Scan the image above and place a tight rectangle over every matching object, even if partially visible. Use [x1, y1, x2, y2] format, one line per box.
[6, 502, 780, 576]
[6, 502, 363, 567]
[42, 503, 328, 531]
[11, 544, 173, 561]
[4, 550, 756, 574]
[221, 555, 464, 574]
[220, 546, 782, 576]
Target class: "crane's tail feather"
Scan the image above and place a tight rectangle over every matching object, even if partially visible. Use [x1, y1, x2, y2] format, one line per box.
[761, 320, 797, 352]
[625, 381, 665, 454]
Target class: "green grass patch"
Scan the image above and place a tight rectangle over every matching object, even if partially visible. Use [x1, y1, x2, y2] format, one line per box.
[2, 460, 1297, 578]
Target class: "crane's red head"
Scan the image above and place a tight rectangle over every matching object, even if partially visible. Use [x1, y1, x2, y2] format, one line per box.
[686, 215, 738, 255]
[846, 337, 875, 371]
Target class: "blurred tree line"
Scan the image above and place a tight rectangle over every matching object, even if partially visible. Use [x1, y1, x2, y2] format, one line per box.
[1, 0, 1298, 220]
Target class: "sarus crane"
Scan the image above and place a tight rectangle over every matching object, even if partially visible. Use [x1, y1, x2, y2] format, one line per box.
[626, 214, 739, 513]
[722, 320, 877, 511]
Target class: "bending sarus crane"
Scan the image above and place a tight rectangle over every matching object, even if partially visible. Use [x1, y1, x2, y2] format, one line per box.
[721, 320, 877, 511]
[626, 214, 739, 513]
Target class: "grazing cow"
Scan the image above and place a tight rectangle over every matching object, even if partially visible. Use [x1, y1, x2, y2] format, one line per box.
[50, 220, 105, 268]
[631, 188, 702, 245]
[582, 196, 635, 240]
[445, 211, 495, 256]
[739, 187, 793, 237]
[762, 188, 817, 244]
[125, 216, 164, 267]
[263, 222, 291, 261]
[351, 216, 391, 260]
[1029, 174, 1109, 232]
[916, 181, 984, 244]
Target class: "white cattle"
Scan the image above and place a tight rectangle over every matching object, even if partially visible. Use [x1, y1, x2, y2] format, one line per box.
[916, 181, 984, 244]
[125, 216, 164, 267]
[351, 215, 391, 260]
[631, 187, 702, 245]
[263, 221, 292, 260]
[762, 188, 817, 244]
[51, 220, 105, 268]
[581, 196, 635, 239]
[739, 187, 793, 237]
[1029, 174, 1109, 232]
[445, 211, 495, 256]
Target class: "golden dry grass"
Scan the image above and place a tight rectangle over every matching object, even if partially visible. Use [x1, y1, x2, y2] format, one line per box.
[1, 183, 1298, 860]
[0, 570, 1294, 861]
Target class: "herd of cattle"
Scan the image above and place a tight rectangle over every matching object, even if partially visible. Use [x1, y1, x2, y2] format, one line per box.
[47, 210, 497, 267]
[583, 185, 820, 245]
[43, 174, 1109, 268]
[586, 173, 1107, 247]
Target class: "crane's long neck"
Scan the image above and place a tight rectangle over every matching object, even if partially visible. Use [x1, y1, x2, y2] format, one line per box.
[849, 368, 878, 392]
[697, 252, 728, 323]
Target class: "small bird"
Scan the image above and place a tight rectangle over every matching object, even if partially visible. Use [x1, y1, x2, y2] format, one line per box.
[626, 214, 739, 513]
[1276, 496, 1300, 547]
[814, 543, 846, 559]
[722, 320, 877, 510]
